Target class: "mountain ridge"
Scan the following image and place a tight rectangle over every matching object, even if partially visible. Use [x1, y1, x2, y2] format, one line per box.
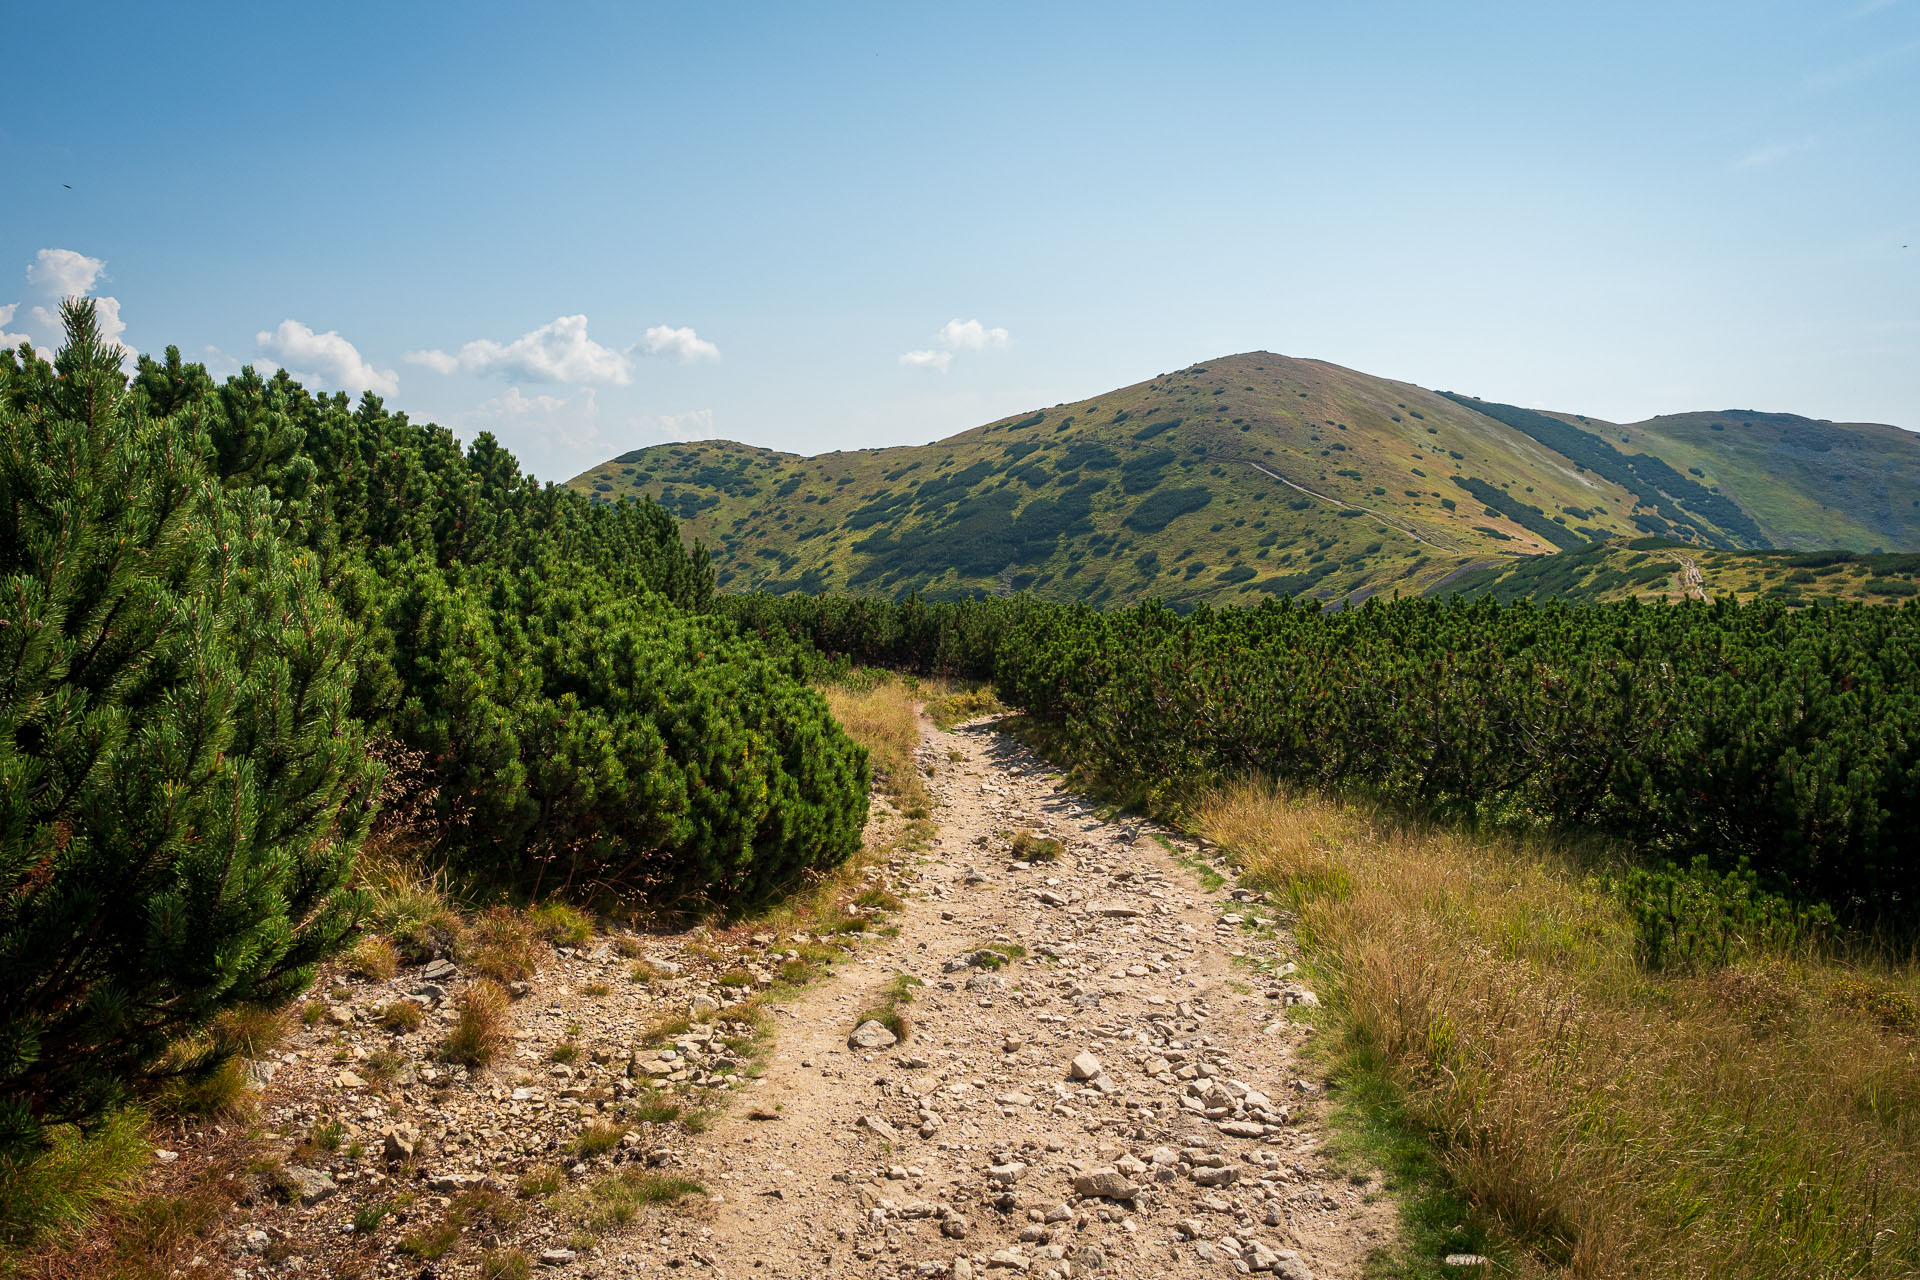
[568, 351, 1920, 606]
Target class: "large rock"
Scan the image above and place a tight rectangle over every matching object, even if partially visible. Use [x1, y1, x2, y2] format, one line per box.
[277, 1165, 337, 1205]
[849, 1019, 899, 1050]
[381, 1124, 419, 1164]
[1070, 1167, 1139, 1200]
[1068, 1052, 1102, 1080]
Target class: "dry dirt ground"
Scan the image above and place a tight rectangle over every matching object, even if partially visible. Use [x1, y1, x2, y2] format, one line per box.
[122, 711, 1393, 1280]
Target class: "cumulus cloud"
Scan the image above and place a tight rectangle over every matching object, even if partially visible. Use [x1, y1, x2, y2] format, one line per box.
[1, 248, 130, 364]
[406, 314, 635, 384]
[640, 325, 720, 363]
[256, 319, 399, 397]
[898, 349, 954, 373]
[936, 318, 1011, 351]
[899, 317, 1011, 371]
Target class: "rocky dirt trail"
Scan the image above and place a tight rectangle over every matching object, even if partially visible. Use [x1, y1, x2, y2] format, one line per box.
[152, 711, 1391, 1280]
[650, 715, 1394, 1280]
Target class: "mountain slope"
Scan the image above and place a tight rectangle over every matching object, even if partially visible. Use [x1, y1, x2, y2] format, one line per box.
[568, 352, 1918, 606]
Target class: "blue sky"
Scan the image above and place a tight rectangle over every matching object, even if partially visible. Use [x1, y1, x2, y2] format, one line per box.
[4, 1, 1915, 481]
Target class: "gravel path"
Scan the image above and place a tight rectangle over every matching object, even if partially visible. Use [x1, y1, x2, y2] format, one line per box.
[650, 714, 1394, 1279]
[155, 711, 1392, 1279]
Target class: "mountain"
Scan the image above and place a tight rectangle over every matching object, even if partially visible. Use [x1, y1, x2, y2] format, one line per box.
[567, 352, 1920, 606]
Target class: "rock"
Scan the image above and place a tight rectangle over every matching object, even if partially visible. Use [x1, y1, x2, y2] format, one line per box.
[1270, 1251, 1315, 1280]
[154, 1148, 179, 1163]
[1443, 1257, 1491, 1270]
[1068, 1052, 1102, 1080]
[539, 1248, 578, 1266]
[1192, 1163, 1239, 1187]
[1144, 1056, 1171, 1075]
[381, 1125, 419, 1164]
[429, 1172, 488, 1193]
[942, 1213, 971, 1239]
[1095, 905, 1142, 918]
[987, 1162, 1027, 1186]
[859, 1114, 900, 1142]
[1218, 1120, 1267, 1138]
[1114, 1154, 1148, 1178]
[1074, 1244, 1106, 1270]
[849, 1019, 899, 1050]
[1070, 1167, 1138, 1200]
[420, 958, 456, 980]
[952, 1260, 974, 1280]
[277, 1165, 337, 1206]
[1282, 987, 1319, 1008]
[1175, 1218, 1206, 1240]
[334, 1069, 366, 1089]
[689, 994, 720, 1016]
[245, 1060, 278, 1092]
[986, 1249, 1030, 1271]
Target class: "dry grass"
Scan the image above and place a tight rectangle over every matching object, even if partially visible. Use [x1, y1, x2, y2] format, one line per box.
[345, 935, 399, 982]
[441, 980, 510, 1069]
[1198, 779, 1920, 1280]
[462, 907, 540, 984]
[821, 676, 930, 813]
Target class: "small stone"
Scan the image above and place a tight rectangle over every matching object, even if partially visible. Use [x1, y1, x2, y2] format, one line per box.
[952, 1260, 974, 1280]
[1443, 1257, 1491, 1270]
[420, 958, 456, 980]
[1070, 1167, 1138, 1200]
[849, 1019, 899, 1050]
[1218, 1120, 1267, 1139]
[154, 1149, 179, 1163]
[859, 1114, 900, 1142]
[942, 1213, 971, 1239]
[539, 1247, 578, 1267]
[1074, 1244, 1106, 1271]
[689, 994, 720, 1016]
[325, 1005, 352, 1026]
[334, 1069, 366, 1089]
[986, 1249, 1030, 1271]
[1068, 1052, 1102, 1080]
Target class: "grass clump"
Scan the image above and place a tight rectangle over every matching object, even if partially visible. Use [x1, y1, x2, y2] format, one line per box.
[550, 1041, 581, 1065]
[517, 1165, 565, 1198]
[347, 934, 400, 982]
[926, 682, 1003, 730]
[1198, 778, 1920, 1280]
[442, 980, 510, 1068]
[564, 1170, 705, 1231]
[463, 907, 540, 984]
[531, 902, 594, 948]
[1008, 829, 1062, 861]
[379, 1000, 426, 1033]
[481, 1248, 534, 1280]
[569, 1122, 629, 1158]
[631, 1099, 684, 1126]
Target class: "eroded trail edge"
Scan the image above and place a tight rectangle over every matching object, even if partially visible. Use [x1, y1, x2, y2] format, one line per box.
[657, 714, 1392, 1279]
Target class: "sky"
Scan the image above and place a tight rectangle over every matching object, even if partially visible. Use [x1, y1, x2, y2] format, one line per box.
[3, 0, 1916, 482]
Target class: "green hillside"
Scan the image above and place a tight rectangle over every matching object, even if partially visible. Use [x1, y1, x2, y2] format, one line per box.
[1445, 540, 1920, 605]
[569, 352, 1919, 606]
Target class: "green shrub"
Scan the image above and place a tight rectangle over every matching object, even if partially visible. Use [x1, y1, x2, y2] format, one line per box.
[0, 303, 376, 1164]
[1622, 858, 1833, 972]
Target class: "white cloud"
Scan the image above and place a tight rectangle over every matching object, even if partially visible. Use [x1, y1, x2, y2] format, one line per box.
[406, 314, 633, 384]
[640, 324, 720, 363]
[477, 386, 570, 416]
[2, 248, 131, 365]
[899, 349, 954, 373]
[256, 319, 399, 397]
[937, 318, 1011, 351]
[652, 408, 716, 438]
[899, 317, 1012, 371]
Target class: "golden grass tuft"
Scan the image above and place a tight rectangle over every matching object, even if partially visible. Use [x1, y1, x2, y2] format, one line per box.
[442, 980, 510, 1069]
[1198, 778, 1920, 1279]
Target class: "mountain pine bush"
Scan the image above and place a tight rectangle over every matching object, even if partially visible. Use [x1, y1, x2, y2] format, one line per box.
[0, 303, 377, 1159]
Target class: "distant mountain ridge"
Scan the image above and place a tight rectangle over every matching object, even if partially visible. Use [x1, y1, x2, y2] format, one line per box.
[567, 352, 1920, 606]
